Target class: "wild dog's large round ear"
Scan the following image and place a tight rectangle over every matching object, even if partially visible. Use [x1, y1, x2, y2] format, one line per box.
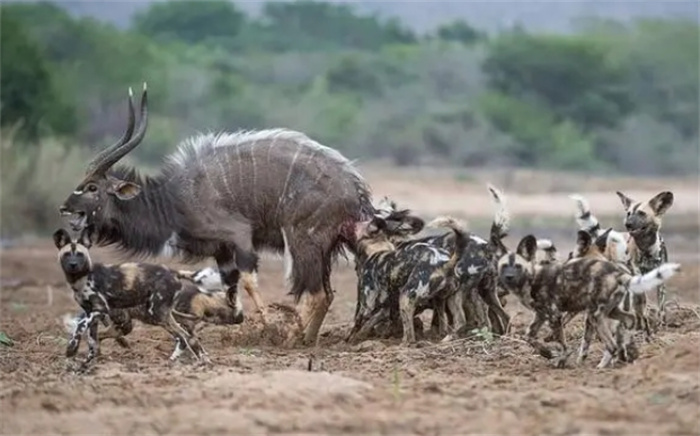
[595, 228, 612, 252]
[52, 229, 71, 250]
[516, 235, 538, 261]
[649, 191, 674, 216]
[615, 191, 634, 210]
[576, 230, 593, 253]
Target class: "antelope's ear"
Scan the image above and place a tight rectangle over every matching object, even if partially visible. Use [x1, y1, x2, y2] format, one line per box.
[53, 229, 71, 250]
[576, 230, 592, 255]
[615, 191, 634, 210]
[648, 191, 674, 216]
[516, 235, 537, 262]
[79, 224, 95, 249]
[107, 178, 142, 200]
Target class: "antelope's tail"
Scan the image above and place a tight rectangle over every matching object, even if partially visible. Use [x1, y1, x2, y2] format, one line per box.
[628, 263, 681, 294]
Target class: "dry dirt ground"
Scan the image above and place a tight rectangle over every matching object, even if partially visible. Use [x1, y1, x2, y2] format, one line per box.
[1, 170, 699, 435]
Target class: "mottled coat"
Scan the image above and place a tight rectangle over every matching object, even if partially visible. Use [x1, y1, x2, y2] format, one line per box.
[498, 234, 681, 369]
[348, 214, 469, 344]
[54, 226, 242, 371]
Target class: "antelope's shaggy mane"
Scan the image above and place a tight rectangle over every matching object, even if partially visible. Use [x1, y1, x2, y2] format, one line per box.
[167, 128, 365, 181]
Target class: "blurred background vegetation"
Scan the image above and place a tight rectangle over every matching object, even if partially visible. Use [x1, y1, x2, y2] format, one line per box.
[1, 0, 698, 237]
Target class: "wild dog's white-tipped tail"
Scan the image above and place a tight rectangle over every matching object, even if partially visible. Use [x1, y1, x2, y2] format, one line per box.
[569, 194, 599, 233]
[61, 313, 80, 334]
[487, 183, 510, 237]
[536, 239, 555, 251]
[628, 263, 681, 294]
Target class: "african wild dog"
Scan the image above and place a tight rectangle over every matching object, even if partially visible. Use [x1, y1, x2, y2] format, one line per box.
[54, 226, 243, 371]
[497, 234, 681, 368]
[62, 266, 235, 354]
[368, 185, 513, 338]
[615, 191, 674, 324]
[348, 213, 470, 345]
[570, 192, 672, 333]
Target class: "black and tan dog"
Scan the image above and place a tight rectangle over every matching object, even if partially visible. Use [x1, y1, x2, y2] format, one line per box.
[497, 233, 681, 369]
[570, 191, 674, 330]
[348, 212, 470, 345]
[54, 226, 244, 371]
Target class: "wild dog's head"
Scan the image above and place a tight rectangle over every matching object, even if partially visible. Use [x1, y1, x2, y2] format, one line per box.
[355, 209, 424, 256]
[53, 225, 95, 277]
[373, 197, 424, 240]
[497, 234, 538, 293]
[616, 191, 673, 236]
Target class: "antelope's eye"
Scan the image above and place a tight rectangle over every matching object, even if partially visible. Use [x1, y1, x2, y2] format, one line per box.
[87, 184, 98, 192]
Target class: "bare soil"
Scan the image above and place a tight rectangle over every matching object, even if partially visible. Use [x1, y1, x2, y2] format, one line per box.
[1, 172, 699, 435]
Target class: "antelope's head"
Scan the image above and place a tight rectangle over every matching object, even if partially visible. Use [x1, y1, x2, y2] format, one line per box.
[59, 84, 149, 232]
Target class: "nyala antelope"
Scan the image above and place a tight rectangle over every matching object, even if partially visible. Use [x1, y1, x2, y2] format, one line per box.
[570, 191, 674, 331]
[57, 83, 411, 347]
[497, 234, 681, 369]
[54, 226, 243, 371]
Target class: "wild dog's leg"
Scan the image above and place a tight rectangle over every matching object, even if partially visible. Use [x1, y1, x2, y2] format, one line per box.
[607, 305, 638, 363]
[632, 293, 652, 339]
[350, 308, 389, 343]
[525, 312, 552, 359]
[549, 313, 571, 368]
[77, 311, 107, 371]
[442, 292, 466, 342]
[66, 311, 88, 357]
[435, 298, 450, 337]
[480, 286, 510, 335]
[544, 312, 577, 342]
[656, 283, 667, 327]
[593, 310, 619, 369]
[577, 312, 596, 365]
[163, 313, 209, 364]
[399, 293, 417, 345]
